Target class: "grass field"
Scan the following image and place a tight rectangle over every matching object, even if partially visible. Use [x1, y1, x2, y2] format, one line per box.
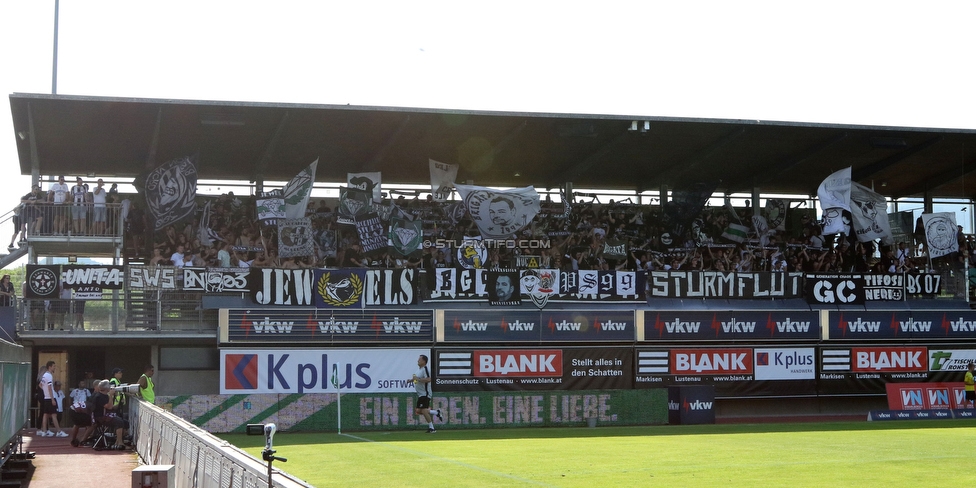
[221, 420, 976, 487]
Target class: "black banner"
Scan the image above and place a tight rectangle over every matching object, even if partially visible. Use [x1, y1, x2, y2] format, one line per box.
[804, 274, 867, 305]
[26, 265, 124, 298]
[428, 269, 645, 303]
[648, 271, 803, 299]
[435, 347, 633, 391]
[183, 267, 249, 293]
[127, 265, 178, 290]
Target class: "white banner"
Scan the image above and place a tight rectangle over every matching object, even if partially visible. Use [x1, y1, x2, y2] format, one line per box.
[849, 182, 892, 243]
[754, 348, 815, 380]
[283, 159, 318, 219]
[920, 212, 959, 259]
[220, 348, 430, 394]
[455, 184, 541, 238]
[429, 159, 458, 202]
[817, 167, 851, 211]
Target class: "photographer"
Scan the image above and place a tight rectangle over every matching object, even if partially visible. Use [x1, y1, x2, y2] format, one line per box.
[92, 380, 128, 450]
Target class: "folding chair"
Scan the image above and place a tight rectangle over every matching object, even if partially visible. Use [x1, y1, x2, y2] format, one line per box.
[90, 419, 117, 451]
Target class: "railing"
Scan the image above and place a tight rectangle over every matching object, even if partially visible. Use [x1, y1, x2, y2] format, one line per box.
[16, 293, 218, 332]
[19, 202, 124, 238]
[131, 398, 311, 488]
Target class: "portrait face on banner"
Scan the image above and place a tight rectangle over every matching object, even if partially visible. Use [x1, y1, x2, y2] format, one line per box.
[487, 270, 521, 306]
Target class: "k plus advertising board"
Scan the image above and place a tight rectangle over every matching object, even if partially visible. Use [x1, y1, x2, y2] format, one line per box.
[435, 347, 632, 391]
[220, 348, 429, 394]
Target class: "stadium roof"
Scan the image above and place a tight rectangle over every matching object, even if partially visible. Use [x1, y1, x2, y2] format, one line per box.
[10, 93, 976, 199]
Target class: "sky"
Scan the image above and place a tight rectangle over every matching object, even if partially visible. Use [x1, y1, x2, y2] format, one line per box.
[2, 1, 976, 224]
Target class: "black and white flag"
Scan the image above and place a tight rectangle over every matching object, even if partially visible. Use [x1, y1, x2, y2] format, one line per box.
[921, 212, 958, 258]
[348, 172, 382, 203]
[256, 190, 285, 225]
[355, 212, 387, 256]
[818, 167, 851, 235]
[849, 182, 892, 243]
[429, 159, 458, 202]
[139, 156, 198, 231]
[337, 187, 373, 225]
[277, 218, 314, 258]
[455, 184, 540, 238]
[487, 270, 521, 306]
[197, 200, 221, 247]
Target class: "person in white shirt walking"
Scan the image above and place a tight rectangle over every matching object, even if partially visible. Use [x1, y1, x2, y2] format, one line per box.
[38, 361, 68, 437]
[407, 355, 443, 433]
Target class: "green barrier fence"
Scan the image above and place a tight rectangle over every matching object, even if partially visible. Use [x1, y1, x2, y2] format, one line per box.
[159, 389, 667, 433]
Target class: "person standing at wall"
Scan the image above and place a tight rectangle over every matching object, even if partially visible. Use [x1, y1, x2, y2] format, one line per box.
[108, 368, 126, 412]
[965, 363, 975, 409]
[138, 364, 155, 404]
[0, 275, 15, 307]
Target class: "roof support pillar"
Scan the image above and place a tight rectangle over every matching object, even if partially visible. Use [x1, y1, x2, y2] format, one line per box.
[27, 102, 40, 187]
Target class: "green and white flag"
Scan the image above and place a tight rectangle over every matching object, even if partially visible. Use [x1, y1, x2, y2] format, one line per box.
[721, 223, 749, 243]
[283, 158, 318, 219]
[389, 217, 423, 256]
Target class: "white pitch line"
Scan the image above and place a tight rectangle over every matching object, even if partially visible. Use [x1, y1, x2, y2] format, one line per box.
[340, 433, 556, 487]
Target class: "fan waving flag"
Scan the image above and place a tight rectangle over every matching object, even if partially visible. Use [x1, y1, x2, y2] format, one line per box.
[849, 182, 892, 243]
[429, 159, 459, 202]
[138, 155, 198, 231]
[455, 184, 540, 238]
[347, 172, 382, 203]
[283, 159, 318, 219]
[817, 167, 851, 235]
[921, 212, 958, 258]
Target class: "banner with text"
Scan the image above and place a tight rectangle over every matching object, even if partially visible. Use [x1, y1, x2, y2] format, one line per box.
[435, 347, 633, 391]
[826, 311, 976, 340]
[223, 309, 433, 343]
[427, 269, 645, 303]
[26, 264, 125, 299]
[647, 271, 803, 299]
[442, 310, 636, 343]
[247, 268, 418, 307]
[220, 348, 429, 394]
[643, 311, 820, 341]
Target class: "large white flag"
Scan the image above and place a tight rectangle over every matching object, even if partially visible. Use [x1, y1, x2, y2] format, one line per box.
[849, 182, 892, 243]
[817, 167, 851, 235]
[455, 184, 541, 239]
[920, 212, 959, 258]
[429, 159, 459, 202]
[283, 159, 318, 219]
[347, 172, 382, 203]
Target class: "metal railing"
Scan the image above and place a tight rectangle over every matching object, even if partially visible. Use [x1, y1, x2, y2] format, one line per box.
[16, 293, 218, 333]
[131, 398, 311, 488]
[18, 202, 124, 238]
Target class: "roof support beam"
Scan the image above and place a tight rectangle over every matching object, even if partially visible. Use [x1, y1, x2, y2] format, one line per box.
[26, 102, 40, 186]
[851, 136, 943, 182]
[144, 106, 163, 170]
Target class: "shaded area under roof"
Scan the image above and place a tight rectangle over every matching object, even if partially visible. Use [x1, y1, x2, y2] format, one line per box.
[10, 93, 976, 199]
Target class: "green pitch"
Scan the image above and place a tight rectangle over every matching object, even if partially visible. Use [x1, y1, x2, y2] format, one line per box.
[221, 421, 976, 487]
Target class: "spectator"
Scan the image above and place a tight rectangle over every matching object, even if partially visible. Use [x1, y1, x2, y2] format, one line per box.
[91, 178, 108, 235]
[48, 176, 69, 235]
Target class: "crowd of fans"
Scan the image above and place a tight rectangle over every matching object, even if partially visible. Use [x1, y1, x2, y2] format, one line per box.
[117, 190, 972, 275]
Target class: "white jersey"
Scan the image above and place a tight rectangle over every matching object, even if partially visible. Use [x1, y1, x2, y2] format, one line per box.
[50, 183, 69, 203]
[414, 365, 432, 397]
[92, 187, 107, 206]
